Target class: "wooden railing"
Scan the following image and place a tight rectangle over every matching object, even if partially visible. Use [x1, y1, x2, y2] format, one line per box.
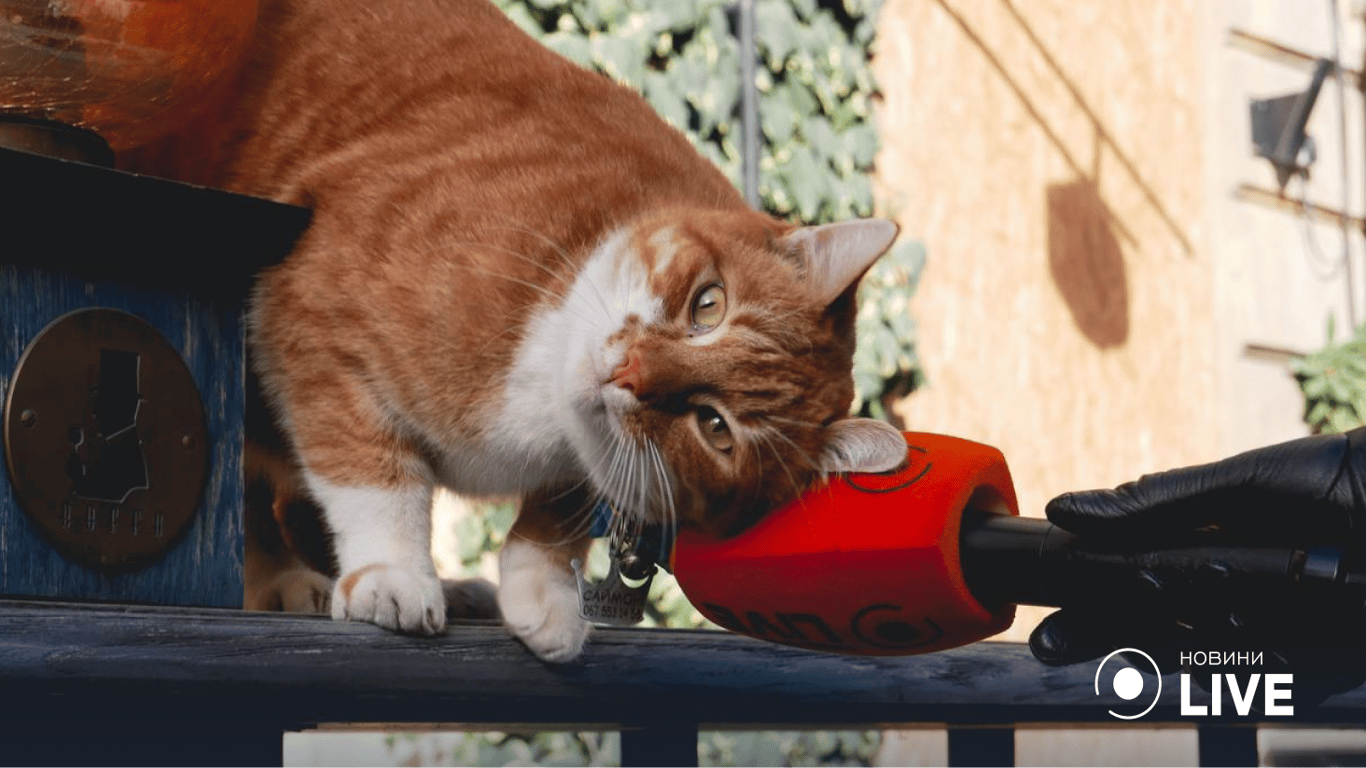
[3, 599, 1365, 766]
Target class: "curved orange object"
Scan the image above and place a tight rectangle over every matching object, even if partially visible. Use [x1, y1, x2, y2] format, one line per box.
[672, 432, 1018, 655]
[1, 0, 259, 149]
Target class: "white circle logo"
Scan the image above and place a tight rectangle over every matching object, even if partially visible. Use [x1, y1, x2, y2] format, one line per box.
[1094, 648, 1162, 720]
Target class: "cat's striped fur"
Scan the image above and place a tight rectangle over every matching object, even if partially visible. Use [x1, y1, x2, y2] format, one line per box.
[123, 0, 905, 661]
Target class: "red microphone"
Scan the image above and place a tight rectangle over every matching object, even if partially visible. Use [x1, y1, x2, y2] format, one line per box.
[671, 432, 1019, 655]
[669, 431, 1366, 656]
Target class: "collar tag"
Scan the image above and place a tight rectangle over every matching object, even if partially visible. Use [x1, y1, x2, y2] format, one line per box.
[572, 556, 653, 626]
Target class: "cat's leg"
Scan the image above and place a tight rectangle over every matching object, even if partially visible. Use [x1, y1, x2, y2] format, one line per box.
[498, 487, 594, 662]
[246, 552, 335, 614]
[243, 438, 335, 614]
[283, 392, 447, 635]
[307, 477, 448, 635]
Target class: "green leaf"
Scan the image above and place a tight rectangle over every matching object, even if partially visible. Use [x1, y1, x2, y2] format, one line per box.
[1330, 408, 1362, 433]
[498, 2, 545, 36]
[842, 120, 879, 167]
[801, 114, 838, 155]
[642, 70, 688, 129]
[750, 735, 786, 767]
[656, 0, 702, 30]
[590, 31, 644, 84]
[756, 0, 800, 69]
[758, 93, 797, 145]
[542, 30, 593, 66]
[486, 501, 517, 536]
[779, 144, 827, 221]
[571, 0, 602, 29]
[1307, 399, 1333, 428]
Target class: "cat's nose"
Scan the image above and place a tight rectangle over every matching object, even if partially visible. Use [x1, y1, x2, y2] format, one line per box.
[608, 349, 647, 396]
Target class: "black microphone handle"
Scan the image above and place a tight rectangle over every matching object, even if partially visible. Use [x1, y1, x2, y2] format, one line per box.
[958, 509, 1366, 611]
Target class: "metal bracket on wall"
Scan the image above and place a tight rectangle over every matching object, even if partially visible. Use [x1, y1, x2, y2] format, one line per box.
[1250, 57, 1334, 188]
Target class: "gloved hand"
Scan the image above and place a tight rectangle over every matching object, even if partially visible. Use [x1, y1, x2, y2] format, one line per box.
[1029, 427, 1366, 703]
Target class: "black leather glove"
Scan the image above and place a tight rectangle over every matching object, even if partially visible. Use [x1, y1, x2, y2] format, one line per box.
[1046, 427, 1366, 548]
[1029, 427, 1366, 703]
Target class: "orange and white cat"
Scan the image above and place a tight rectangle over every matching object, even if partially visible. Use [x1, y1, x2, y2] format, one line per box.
[125, 0, 906, 662]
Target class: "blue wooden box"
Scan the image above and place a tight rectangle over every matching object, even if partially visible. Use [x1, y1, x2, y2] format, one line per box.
[0, 147, 308, 607]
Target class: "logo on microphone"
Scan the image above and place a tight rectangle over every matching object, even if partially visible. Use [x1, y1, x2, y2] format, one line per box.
[1094, 648, 1162, 720]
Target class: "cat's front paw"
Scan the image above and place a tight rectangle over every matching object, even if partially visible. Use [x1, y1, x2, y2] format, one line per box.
[247, 568, 334, 614]
[498, 540, 590, 663]
[333, 564, 447, 636]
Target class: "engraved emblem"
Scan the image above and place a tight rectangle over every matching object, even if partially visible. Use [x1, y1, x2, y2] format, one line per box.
[573, 557, 653, 627]
[4, 308, 209, 569]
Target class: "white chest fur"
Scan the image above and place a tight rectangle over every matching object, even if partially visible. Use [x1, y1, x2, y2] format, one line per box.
[436, 228, 662, 497]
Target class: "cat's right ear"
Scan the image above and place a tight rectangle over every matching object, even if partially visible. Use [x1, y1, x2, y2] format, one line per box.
[818, 417, 907, 475]
[780, 218, 899, 306]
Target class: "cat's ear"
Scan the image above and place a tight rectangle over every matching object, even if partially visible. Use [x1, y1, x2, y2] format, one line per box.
[818, 418, 907, 475]
[781, 218, 899, 306]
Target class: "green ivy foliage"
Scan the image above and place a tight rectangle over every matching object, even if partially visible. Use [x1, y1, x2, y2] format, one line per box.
[1292, 316, 1366, 434]
[854, 238, 926, 420]
[700, 730, 880, 767]
[388, 731, 620, 766]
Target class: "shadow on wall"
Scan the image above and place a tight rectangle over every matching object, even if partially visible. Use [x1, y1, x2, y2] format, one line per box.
[1047, 177, 1129, 348]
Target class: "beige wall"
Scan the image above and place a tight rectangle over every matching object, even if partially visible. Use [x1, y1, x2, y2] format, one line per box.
[874, 0, 1218, 640]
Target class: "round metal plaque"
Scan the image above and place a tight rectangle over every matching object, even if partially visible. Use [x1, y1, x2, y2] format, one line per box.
[3, 308, 209, 570]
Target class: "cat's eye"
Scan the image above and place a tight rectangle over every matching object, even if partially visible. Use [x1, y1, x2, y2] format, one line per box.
[695, 406, 734, 453]
[690, 283, 727, 332]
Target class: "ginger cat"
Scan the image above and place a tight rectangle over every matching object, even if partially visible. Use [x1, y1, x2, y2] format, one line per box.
[125, 0, 907, 662]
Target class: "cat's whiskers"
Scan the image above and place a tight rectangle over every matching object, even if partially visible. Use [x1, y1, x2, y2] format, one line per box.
[646, 440, 677, 543]
[766, 414, 827, 430]
[413, 238, 607, 333]
[634, 441, 649, 528]
[601, 431, 632, 520]
[765, 427, 822, 476]
[756, 430, 806, 504]
[482, 222, 615, 320]
[471, 319, 529, 358]
[535, 444, 626, 547]
[589, 429, 667, 551]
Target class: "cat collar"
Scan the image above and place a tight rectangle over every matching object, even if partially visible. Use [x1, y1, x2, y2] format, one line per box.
[588, 500, 674, 577]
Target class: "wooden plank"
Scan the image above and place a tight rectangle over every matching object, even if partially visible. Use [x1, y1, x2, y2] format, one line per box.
[1198, 724, 1260, 767]
[5, 600, 1366, 729]
[947, 726, 1015, 767]
[621, 725, 699, 767]
[1232, 183, 1366, 230]
[2, 714, 284, 767]
[1227, 28, 1365, 90]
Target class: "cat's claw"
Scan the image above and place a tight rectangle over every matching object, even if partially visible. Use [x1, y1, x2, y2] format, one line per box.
[333, 564, 447, 636]
[498, 540, 591, 663]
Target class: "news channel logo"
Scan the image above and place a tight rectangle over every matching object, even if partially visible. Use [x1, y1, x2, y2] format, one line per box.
[1094, 648, 1295, 719]
[1094, 648, 1163, 720]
